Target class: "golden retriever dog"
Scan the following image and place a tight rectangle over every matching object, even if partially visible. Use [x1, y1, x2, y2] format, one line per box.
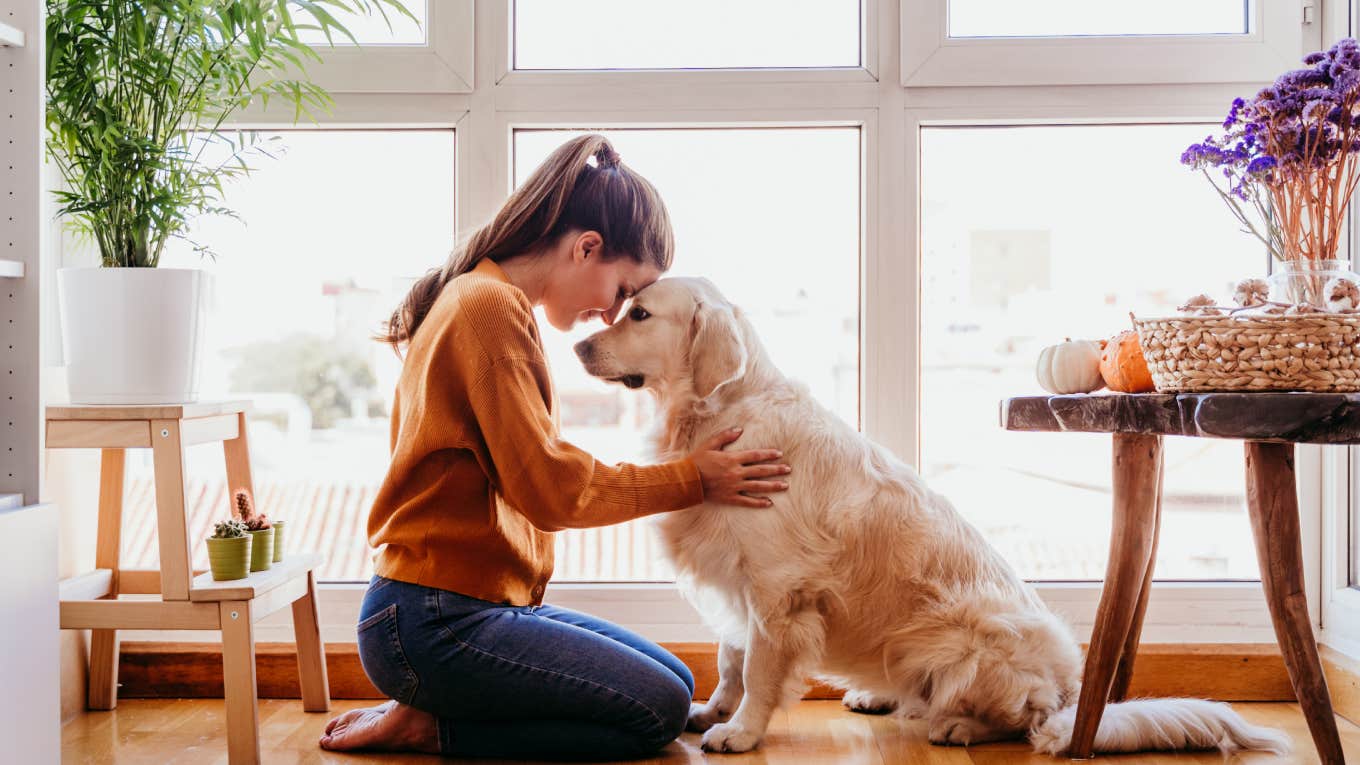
[573, 277, 1290, 756]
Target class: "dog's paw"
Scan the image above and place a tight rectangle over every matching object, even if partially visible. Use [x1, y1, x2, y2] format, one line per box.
[686, 701, 731, 733]
[700, 722, 761, 753]
[842, 689, 897, 715]
[928, 716, 992, 746]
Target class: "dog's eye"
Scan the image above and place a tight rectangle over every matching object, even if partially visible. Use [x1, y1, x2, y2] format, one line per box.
[629, 305, 651, 322]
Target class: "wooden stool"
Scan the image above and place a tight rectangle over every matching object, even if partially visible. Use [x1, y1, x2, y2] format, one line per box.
[1003, 393, 1348, 764]
[48, 401, 330, 765]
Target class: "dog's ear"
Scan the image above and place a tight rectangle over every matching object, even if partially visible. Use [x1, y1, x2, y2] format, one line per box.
[690, 299, 748, 403]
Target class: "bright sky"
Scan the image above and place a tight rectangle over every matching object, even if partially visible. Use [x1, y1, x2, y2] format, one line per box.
[294, 0, 427, 46]
[948, 0, 1251, 38]
[514, 0, 860, 69]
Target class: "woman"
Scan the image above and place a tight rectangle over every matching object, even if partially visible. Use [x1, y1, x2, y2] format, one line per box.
[320, 134, 790, 759]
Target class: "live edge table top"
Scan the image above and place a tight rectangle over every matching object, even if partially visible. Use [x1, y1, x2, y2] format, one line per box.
[1001, 392, 1360, 445]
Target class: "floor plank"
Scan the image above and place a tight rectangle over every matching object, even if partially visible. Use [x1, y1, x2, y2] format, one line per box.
[62, 699, 1360, 764]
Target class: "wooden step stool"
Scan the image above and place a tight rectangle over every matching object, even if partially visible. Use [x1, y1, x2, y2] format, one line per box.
[48, 401, 330, 765]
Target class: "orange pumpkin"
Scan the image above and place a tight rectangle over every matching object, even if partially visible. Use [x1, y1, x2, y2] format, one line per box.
[1099, 330, 1156, 393]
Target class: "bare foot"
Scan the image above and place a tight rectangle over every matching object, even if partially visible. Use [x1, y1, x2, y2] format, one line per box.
[319, 699, 440, 753]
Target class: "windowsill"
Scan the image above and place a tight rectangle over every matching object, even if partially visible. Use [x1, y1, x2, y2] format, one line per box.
[111, 579, 1279, 646]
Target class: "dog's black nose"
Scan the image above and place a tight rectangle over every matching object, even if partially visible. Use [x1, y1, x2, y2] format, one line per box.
[573, 339, 592, 361]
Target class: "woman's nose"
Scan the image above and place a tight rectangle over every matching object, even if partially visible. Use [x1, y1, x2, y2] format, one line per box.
[601, 300, 624, 325]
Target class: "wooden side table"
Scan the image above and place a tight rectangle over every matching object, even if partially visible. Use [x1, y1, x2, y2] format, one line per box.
[1002, 392, 1349, 764]
[48, 401, 330, 765]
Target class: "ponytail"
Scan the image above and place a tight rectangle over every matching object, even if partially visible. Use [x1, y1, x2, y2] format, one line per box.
[379, 134, 674, 352]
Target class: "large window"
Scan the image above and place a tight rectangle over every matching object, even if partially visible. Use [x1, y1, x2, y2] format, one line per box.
[515, 127, 860, 581]
[134, 130, 456, 583]
[56, 0, 1333, 644]
[920, 124, 1259, 580]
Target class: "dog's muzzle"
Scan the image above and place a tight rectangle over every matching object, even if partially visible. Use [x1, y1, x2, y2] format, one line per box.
[573, 340, 645, 388]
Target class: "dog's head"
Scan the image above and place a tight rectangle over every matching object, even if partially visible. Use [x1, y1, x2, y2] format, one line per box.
[574, 277, 748, 404]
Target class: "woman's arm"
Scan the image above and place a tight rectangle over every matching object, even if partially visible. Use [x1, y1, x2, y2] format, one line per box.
[467, 353, 702, 531]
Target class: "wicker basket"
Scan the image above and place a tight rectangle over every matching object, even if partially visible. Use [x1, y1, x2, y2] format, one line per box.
[1133, 312, 1360, 392]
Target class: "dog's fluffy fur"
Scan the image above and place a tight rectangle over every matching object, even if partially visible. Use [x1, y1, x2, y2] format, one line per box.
[574, 277, 1290, 756]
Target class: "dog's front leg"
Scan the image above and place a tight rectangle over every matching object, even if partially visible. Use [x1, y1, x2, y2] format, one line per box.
[700, 611, 821, 754]
[687, 639, 745, 732]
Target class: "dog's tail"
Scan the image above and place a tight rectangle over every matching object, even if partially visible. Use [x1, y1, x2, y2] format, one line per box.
[1027, 698, 1291, 755]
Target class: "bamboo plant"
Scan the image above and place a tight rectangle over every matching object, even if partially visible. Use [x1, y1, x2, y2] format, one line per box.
[45, 0, 414, 267]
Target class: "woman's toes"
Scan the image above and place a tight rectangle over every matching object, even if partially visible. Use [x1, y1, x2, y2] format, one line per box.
[318, 702, 438, 753]
[319, 705, 390, 750]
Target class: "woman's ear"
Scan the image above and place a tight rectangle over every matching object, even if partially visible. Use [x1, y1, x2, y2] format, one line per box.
[572, 230, 604, 263]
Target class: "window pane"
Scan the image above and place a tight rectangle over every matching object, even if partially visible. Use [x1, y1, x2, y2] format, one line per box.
[134, 130, 456, 583]
[514, 127, 860, 580]
[949, 0, 1250, 38]
[921, 125, 1260, 581]
[295, 0, 427, 46]
[514, 0, 859, 70]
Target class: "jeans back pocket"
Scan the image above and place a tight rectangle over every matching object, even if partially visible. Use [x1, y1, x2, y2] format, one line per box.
[356, 603, 420, 705]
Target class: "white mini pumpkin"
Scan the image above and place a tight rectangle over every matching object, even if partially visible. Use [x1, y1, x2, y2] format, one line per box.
[1036, 338, 1105, 394]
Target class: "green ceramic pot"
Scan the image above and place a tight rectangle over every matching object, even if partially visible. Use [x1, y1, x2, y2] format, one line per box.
[206, 536, 251, 581]
[271, 520, 285, 563]
[248, 528, 273, 572]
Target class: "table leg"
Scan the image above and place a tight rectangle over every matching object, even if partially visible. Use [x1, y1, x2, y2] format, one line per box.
[1245, 441, 1344, 765]
[1110, 446, 1163, 702]
[1069, 433, 1162, 758]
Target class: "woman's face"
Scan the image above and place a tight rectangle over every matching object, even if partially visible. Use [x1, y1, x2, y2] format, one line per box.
[542, 231, 664, 331]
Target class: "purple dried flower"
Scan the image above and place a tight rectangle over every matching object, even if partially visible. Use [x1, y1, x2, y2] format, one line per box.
[1183, 38, 1360, 263]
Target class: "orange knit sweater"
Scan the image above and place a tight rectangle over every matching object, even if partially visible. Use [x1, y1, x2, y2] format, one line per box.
[367, 259, 704, 605]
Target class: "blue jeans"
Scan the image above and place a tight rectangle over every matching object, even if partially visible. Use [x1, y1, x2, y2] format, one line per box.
[356, 576, 696, 760]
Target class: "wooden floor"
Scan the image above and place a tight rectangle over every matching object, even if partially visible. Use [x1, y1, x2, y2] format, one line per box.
[62, 699, 1360, 764]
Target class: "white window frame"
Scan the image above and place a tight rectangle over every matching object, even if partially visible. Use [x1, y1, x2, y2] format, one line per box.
[1314, 0, 1360, 659]
[903, 0, 1310, 87]
[302, 0, 474, 94]
[93, 0, 1346, 646]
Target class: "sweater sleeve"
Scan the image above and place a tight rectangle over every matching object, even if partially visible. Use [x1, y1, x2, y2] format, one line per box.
[466, 353, 704, 532]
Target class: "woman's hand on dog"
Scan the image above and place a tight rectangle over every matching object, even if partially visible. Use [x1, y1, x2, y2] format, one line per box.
[689, 427, 790, 508]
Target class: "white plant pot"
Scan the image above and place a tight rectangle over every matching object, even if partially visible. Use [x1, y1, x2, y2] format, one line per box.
[57, 268, 210, 404]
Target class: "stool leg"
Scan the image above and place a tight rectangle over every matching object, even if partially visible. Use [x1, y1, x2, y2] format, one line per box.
[292, 571, 330, 712]
[223, 412, 257, 514]
[220, 600, 260, 765]
[1245, 441, 1344, 765]
[150, 420, 192, 602]
[89, 448, 126, 710]
[1110, 446, 1164, 702]
[1068, 433, 1162, 758]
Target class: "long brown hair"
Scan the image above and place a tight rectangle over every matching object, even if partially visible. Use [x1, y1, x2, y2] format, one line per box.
[379, 134, 675, 352]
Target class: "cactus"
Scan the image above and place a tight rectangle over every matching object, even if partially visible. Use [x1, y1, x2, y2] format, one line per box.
[234, 489, 271, 530]
[211, 518, 248, 539]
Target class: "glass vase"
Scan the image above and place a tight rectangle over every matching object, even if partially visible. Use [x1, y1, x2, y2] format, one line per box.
[1267, 259, 1360, 310]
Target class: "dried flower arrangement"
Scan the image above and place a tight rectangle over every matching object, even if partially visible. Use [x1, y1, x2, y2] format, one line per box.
[1182, 38, 1360, 267]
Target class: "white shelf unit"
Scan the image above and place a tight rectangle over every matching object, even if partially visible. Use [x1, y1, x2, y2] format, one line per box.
[0, 20, 21, 47]
[0, 1, 52, 761]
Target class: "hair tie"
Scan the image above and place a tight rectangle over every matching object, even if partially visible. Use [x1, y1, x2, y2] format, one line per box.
[596, 146, 622, 169]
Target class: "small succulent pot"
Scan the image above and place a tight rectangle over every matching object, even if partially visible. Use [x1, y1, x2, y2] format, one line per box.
[248, 527, 274, 572]
[271, 520, 285, 563]
[206, 536, 251, 581]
